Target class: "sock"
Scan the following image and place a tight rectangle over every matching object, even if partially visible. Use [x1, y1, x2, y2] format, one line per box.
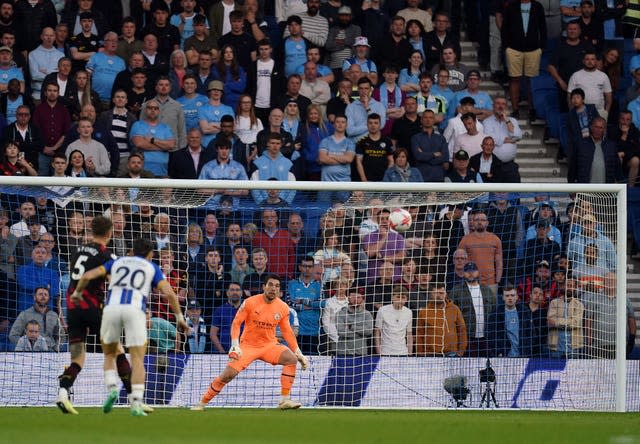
[201, 377, 226, 404]
[130, 384, 144, 408]
[116, 354, 132, 394]
[59, 363, 82, 390]
[104, 369, 118, 392]
[280, 364, 296, 399]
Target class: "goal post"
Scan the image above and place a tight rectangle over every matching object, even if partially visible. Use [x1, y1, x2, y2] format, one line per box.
[0, 176, 630, 411]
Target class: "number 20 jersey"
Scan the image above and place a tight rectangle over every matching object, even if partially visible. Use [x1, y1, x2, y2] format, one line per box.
[67, 242, 115, 310]
[103, 255, 165, 312]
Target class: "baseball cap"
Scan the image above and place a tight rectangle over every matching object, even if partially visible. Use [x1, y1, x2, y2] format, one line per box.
[454, 150, 469, 160]
[79, 11, 94, 20]
[286, 15, 302, 25]
[207, 80, 224, 91]
[338, 6, 352, 14]
[463, 262, 478, 272]
[467, 69, 481, 79]
[187, 300, 200, 310]
[0, 46, 12, 53]
[354, 36, 370, 47]
[536, 260, 550, 269]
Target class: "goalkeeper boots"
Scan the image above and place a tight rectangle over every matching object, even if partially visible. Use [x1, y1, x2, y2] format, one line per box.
[56, 388, 79, 415]
[278, 398, 302, 410]
[141, 403, 155, 414]
[190, 402, 206, 411]
[103, 389, 119, 414]
[131, 406, 148, 417]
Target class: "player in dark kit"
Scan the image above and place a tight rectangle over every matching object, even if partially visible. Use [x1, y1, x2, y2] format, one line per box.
[56, 216, 152, 415]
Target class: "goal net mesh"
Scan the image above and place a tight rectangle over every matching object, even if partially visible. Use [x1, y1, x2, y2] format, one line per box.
[0, 181, 633, 411]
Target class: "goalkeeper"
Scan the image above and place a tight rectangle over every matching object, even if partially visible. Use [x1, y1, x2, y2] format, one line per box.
[192, 275, 309, 410]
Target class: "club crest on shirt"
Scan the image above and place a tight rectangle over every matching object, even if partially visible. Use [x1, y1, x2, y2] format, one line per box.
[274, 312, 281, 321]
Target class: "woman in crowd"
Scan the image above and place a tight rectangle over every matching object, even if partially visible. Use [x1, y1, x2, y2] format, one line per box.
[0, 141, 37, 176]
[68, 70, 101, 121]
[383, 148, 423, 183]
[234, 94, 263, 168]
[211, 45, 247, 110]
[399, 50, 425, 96]
[168, 49, 192, 99]
[430, 44, 470, 92]
[65, 149, 91, 177]
[300, 104, 333, 181]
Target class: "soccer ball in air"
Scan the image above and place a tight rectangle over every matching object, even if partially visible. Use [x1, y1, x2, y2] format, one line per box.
[389, 208, 412, 232]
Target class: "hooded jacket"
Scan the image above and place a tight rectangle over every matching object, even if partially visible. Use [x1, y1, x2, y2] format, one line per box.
[416, 298, 467, 356]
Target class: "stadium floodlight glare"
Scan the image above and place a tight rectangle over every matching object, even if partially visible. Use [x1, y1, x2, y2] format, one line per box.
[0, 177, 629, 412]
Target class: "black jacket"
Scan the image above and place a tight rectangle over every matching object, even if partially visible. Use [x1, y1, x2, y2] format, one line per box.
[3, 122, 45, 169]
[60, 6, 110, 39]
[168, 146, 217, 179]
[469, 152, 504, 183]
[576, 137, 623, 184]
[246, 59, 286, 109]
[487, 303, 534, 358]
[502, 0, 547, 51]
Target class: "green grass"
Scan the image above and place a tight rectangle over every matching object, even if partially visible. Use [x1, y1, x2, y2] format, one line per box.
[1, 408, 639, 444]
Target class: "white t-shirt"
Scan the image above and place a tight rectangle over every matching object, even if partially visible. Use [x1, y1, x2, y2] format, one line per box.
[468, 283, 485, 338]
[567, 69, 612, 111]
[222, 2, 235, 36]
[375, 304, 413, 355]
[255, 59, 274, 108]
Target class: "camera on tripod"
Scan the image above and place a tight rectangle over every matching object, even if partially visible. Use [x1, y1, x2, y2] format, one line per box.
[479, 359, 499, 408]
[443, 375, 470, 408]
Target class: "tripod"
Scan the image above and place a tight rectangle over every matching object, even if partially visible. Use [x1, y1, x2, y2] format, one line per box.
[479, 381, 499, 408]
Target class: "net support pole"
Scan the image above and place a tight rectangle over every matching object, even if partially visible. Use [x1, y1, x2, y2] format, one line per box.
[616, 185, 628, 413]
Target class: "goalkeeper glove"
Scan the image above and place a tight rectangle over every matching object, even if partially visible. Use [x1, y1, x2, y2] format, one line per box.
[294, 348, 309, 371]
[228, 339, 242, 360]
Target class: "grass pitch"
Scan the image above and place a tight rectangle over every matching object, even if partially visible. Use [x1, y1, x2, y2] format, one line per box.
[1, 408, 639, 444]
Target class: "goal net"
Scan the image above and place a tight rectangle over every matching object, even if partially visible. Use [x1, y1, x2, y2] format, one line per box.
[0, 177, 633, 411]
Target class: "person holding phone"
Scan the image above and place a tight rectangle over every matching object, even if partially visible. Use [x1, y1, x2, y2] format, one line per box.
[0, 141, 37, 176]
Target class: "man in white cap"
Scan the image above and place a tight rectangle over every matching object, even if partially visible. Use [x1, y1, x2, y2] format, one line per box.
[342, 36, 378, 85]
[325, 6, 361, 77]
[198, 80, 234, 148]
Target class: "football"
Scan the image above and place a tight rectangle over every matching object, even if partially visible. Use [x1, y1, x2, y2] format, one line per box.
[389, 208, 412, 232]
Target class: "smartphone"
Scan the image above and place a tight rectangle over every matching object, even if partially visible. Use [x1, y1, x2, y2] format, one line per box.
[18, 152, 24, 161]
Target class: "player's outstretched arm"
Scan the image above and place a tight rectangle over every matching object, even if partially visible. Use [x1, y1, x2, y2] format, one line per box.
[70, 265, 107, 302]
[157, 280, 190, 333]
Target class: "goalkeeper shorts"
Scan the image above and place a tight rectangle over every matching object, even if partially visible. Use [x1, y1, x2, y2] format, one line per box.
[228, 343, 290, 372]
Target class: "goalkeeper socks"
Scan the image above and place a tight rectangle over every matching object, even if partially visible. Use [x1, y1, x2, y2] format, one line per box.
[201, 378, 226, 404]
[59, 363, 82, 389]
[104, 369, 118, 392]
[280, 364, 296, 397]
[116, 354, 132, 394]
[130, 384, 144, 408]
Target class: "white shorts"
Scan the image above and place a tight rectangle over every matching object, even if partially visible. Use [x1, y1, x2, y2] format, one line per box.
[101, 305, 147, 347]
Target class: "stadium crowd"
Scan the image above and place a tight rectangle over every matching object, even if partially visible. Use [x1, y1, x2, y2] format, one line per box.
[0, 0, 637, 359]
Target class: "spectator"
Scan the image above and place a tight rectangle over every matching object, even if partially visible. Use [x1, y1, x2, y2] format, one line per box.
[283, 0, 328, 48]
[547, 277, 585, 358]
[362, 209, 406, 285]
[469, 137, 505, 183]
[287, 255, 323, 355]
[487, 285, 534, 357]
[567, 51, 612, 120]
[14, 319, 49, 351]
[424, 11, 461, 71]
[197, 80, 234, 148]
[411, 109, 449, 181]
[567, 212, 616, 276]
[0, 140, 37, 177]
[447, 263, 495, 357]
[117, 152, 154, 180]
[299, 104, 333, 181]
[140, 76, 186, 150]
[189, 246, 229, 317]
[198, 135, 248, 207]
[28, 27, 63, 101]
[129, 99, 175, 176]
[234, 94, 263, 155]
[391, 96, 422, 156]
[377, 15, 413, 73]
[566, 88, 600, 181]
[16, 245, 59, 314]
[211, 44, 246, 110]
[242, 247, 269, 296]
[275, 74, 311, 119]
[523, 200, 562, 247]
[446, 248, 469, 292]
[416, 283, 467, 356]
[575, 117, 622, 183]
[444, 149, 480, 182]
[168, 128, 213, 179]
[184, 299, 207, 353]
[382, 147, 424, 183]
[318, 114, 355, 203]
[482, 97, 522, 182]
[216, 9, 256, 74]
[10, 201, 44, 239]
[325, 6, 361, 78]
[250, 132, 296, 204]
[0, 45, 24, 93]
[518, 259, 557, 308]
[176, 75, 207, 132]
[399, 50, 425, 97]
[287, 213, 317, 263]
[1, 79, 34, 124]
[450, 70, 493, 121]
[123, 67, 153, 119]
[443, 96, 484, 157]
[32, 82, 71, 176]
[434, 67, 457, 113]
[141, 33, 170, 85]
[69, 11, 101, 73]
[15, 215, 44, 265]
[208, 0, 241, 44]
[342, 36, 378, 85]
[141, 3, 180, 56]
[336, 288, 373, 356]
[430, 45, 470, 92]
[375, 285, 413, 356]
[452, 112, 485, 161]
[64, 118, 111, 176]
[9, 286, 60, 351]
[241, 0, 268, 43]
[183, 14, 217, 66]
[528, 285, 549, 357]
[60, 0, 108, 38]
[252, 209, 295, 279]
[41, 57, 72, 108]
[96, 89, 137, 175]
[210, 282, 243, 353]
[14, 0, 57, 53]
[502, 0, 546, 122]
[246, 39, 286, 126]
[519, 221, 562, 280]
[116, 17, 143, 63]
[355, 113, 394, 182]
[294, 45, 335, 85]
[299, 61, 331, 116]
[313, 228, 351, 285]
[229, 245, 253, 287]
[326, 78, 353, 124]
[611, 110, 640, 186]
[458, 210, 503, 291]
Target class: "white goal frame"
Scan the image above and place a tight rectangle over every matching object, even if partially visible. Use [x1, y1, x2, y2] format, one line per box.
[0, 176, 627, 412]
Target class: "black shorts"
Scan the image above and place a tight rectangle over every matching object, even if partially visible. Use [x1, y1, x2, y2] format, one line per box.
[67, 305, 101, 345]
